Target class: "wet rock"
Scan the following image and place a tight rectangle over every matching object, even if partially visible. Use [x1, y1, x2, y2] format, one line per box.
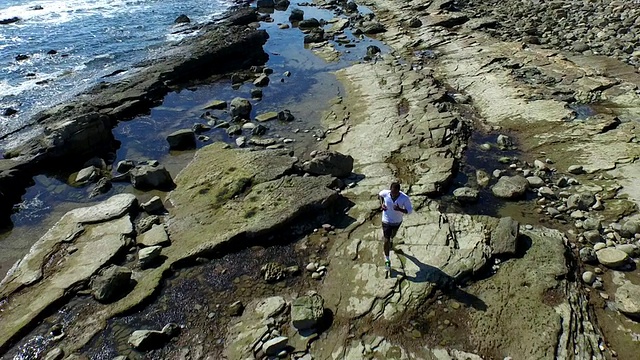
[580, 247, 597, 264]
[476, 170, 490, 187]
[278, 109, 295, 122]
[174, 14, 190, 24]
[91, 177, 112, 199]
[0, 17, 20, 25]
[129, 165, 174, 190]
[254, 74, 270, 87]
[491, 175, 528, 199]
[299, 18, 320, 28]
[228, 301, 245, 316]
[3, 107, 18, 116]
[76, 166, 98, 183]
[256, 112, 278, 122]
[43, 348, 64, 360]
[138, 224, 170, 247]
[252, 124, 267, 136]
[128, 330, 167, 350]
[346, 1, 358, 12]
[596, 248, 629, 268]
[304, 29, 325, 44]
[289, 9, 304, 22]
[615, 283, 640, 317]
[566, 193, 595, 210]
[291, 294, 324, 330]
[366, 45, 381, 58]
[226, 125, 242, 136]
[490, 217, 519, 256]
[192, 123, 211, 134]
[139, 246, 162, 268]
[137, 215, 160, 234]
[257, 0, 275, 8]
[230, 97, 252, 118]
[116, 160, 135, 174]
[526, 176, 544, 188]
[358, 21, 386, 34]
[496, 134, 512, 150]
[91, 265, 132, 303]
[453, 187, 479, 203]
[582, 271, 595, 285]
[203, 100, 227, 110]
[621, 220, 640, 238]
[261, 262, 286, 282]
[568, 165, 584, 175]
[167, 129, 196, 150]
[301, 150, 353, 177]
[583, 230, 601, 243]
[263, 336, 288, 356]
[15, 54, 29, 61]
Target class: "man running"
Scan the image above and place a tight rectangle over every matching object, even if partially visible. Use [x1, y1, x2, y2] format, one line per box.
[378, 182, 413, 270]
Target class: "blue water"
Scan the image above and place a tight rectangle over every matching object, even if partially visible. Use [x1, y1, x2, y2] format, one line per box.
[0, 0, 232, 149]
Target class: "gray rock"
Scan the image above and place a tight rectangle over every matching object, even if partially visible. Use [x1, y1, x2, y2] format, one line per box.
[138, 224, 170, 247]
[141, 196, 164, 214]
[116, 160, 135, 174]
[538, 186, 555, 198]
[594, 242, 607, 251]
[128, 330, 166, 350]
[129, 165, 174, 190]
[616, 244, 639, 257]
[556, 177, 569, 188]
[253, 74, 270, 87]
[277, 109, 295, 122]
[582, 218, 601, 231]
[534, 159, 549, 171]
[89, 177, 112, 198]
[251, 88, 263, 99]
[289, 9, 304, 21]
[202, 99, 227, 110]
[256, 0, 275, 8]
[621, 220, 640, 238]
[615, 282, 640, 317]
[453, 187, 479, 203]
[230, 97, 252, 118]
[566, 193, 595, 210]
[298, 18, 320, 28]
[174, 14, 190, 24]
[596, 248, 629, 268]
[167, 129, 196, 150]
[583, 230, 601, 243]
[490, 217, 519, 256]
[301, 150, 353, 177]
[491, 175, 529, 199]
[568, 165, 584, 174]
[137, 215, 160, 234]
[161, 323, 180, 337]
[236, 136, 247, 147]
[408, 18, 422, 28]
[582, 271, 595, 285]
[291, 294, 324, 330]
[580, 247, 597, 264]
[358, 21, 386, 34]
[262, 336, 288, 356]
[526, 176, 544, 188]
[76, 166, 98, 183]
[91, 265, 132, 303]
[139, 246, 162, 268]
[547, 207, 560, 217]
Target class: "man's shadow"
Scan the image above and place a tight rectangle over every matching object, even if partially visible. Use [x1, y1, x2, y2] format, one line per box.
[392, 248, 487, 311]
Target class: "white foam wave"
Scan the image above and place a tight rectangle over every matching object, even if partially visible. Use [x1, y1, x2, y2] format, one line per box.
[0, 0, 143, 26]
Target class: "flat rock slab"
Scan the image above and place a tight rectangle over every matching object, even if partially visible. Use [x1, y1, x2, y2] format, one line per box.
[615, 282, 640, 317]
[596, 248, 629, 268]
[138, 224, 170, 247]
[255, 111, 279, 122]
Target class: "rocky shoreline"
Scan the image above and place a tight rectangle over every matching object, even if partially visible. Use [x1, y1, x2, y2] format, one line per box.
[2, 0, 640, 359]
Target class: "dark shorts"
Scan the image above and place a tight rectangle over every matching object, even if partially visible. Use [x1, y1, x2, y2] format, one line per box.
[382, 222, 402, 240]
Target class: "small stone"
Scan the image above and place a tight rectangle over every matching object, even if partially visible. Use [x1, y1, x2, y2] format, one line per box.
[570, 210, 586, 219]
[138, 224, 170, 247]
[236, 136, 247, 147]
[453, 187, 479, 203]
[306, 263, 318, 272]
[141, 196, 164, 214]
[568, 165, 584, 174]
[582, 218, 601, 231]
[526, 176, 545, 188]
[594, 267, 603, 274]
[599, 292, 609, 300]
[596, 248, 629, 268]
[592, 280, 604, 289]
[255, 111, 279, 122]
[262, 336, 288, 356]
[138, 246, 162, 268]
[538, 187, 555, 198]
[534, 159, 549, 171]
[582, 271, 595, 285]
[228, 301, 244, 316]
[580, 247, 597, 264]
[128, 330, 166, 350]
[311, 272, 322, 279]
[161, 323, 181, 337]
[480, 143, 492, 151]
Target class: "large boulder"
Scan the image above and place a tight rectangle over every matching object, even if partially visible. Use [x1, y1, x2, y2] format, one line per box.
[596, 248, 629, 268]
[491, 175, 528, 199]
[615, 283, 640, 317]
[91, 265, 132, 303]
[166, 129, 196, 150]
[490, 217, 519, 256]
[291, 294, 325, 330]
[301, 150, 353, 177]
[129, 165, 174, 190]
[230, 97, 252, 118]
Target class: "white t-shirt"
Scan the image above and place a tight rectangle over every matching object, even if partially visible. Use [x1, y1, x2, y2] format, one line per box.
[379, 189, 413, 225]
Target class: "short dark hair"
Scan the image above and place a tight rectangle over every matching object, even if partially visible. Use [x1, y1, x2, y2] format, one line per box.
[390, 182, 401, 191]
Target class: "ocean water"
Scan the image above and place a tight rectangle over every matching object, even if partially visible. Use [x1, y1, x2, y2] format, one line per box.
[0, 0, 232, 150]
